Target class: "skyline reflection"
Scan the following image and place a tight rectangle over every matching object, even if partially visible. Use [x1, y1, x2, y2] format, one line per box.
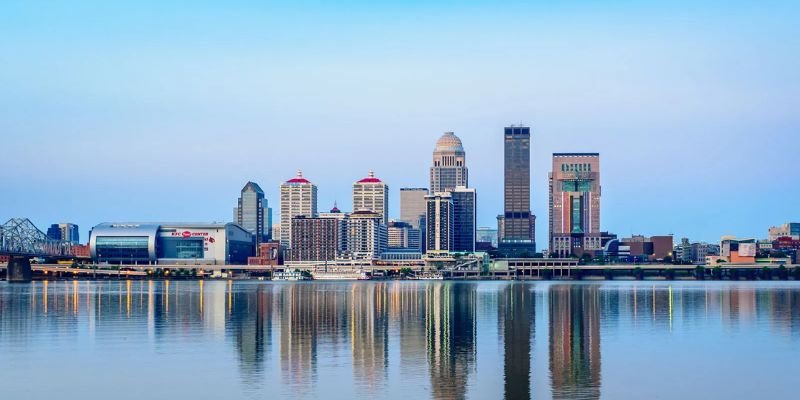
[1, 281, 800, 399]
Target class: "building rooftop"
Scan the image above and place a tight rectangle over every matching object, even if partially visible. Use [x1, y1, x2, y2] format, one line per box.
[553, 153, 600, 157]
[241, 181, 264, 194]
[356, 170, 383, 183]
[286, 169, 312, 184]
[434, 131, 464, 153]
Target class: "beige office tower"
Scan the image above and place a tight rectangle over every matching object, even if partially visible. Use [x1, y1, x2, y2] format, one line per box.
[352, 170, 389, 225]
[279, 170, 318, 249]
[400, 188, 428, 227]
[430, 132, 468, 193]
[549, 153, 601, 258]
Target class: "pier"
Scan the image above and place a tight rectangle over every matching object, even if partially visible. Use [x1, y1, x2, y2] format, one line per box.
[3, 260, 799, 281]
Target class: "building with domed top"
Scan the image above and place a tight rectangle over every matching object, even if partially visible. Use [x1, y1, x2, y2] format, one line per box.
[428, 132, 476, 253]
[430, 132, 468, 193]
[280, 170, 318, 249]
[352, 170, 389, 224]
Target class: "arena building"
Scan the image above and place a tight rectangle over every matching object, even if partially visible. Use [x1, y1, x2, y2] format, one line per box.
[89, 223, 253, 265]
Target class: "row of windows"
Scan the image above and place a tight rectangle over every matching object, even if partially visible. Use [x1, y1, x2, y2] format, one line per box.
[561, 163, 592, 172]
[561, 180, 592, 192]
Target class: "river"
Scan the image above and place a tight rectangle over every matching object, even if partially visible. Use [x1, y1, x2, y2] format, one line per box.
[1, 280, 798, 399]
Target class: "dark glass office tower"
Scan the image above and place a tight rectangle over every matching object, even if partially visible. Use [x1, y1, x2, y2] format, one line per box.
[451, 187, 476, 253]
[234, 181, 266, 248]
[499, 125, 536, 256]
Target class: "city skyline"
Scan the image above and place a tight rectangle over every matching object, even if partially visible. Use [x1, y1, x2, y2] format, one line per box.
[3, 125, 798, 247]
[2, 1, 798, 244]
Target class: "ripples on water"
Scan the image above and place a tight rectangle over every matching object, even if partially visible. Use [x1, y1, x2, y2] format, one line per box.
[1, 281, 799, 400]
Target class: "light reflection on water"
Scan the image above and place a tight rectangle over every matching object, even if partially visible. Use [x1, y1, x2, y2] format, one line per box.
[1, 281, 799, 400]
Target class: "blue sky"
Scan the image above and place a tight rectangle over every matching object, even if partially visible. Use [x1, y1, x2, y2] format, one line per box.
[1, 1, 798, 245]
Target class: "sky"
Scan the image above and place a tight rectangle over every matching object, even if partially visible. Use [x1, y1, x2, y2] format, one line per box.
[1, 0, 798, 245]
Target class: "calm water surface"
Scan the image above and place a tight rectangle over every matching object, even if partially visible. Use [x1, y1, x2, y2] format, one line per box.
[1, 280, 799, 400]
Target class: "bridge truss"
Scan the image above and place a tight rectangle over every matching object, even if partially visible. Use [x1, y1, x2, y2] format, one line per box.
[0, 218, 73, 258]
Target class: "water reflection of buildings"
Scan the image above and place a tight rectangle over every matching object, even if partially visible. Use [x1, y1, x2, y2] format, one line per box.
[4, 281, 800, 398]
[426, 282, 477, 400]
[549, 285, 601, 400]
[499, 283, 534, 400]
[391, 281, 428, 378]
[228, 283, 273, 387]
[351, 283, 389, 393]
[278, 284, 320, 391]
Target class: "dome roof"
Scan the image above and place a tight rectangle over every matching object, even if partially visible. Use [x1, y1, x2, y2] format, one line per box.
[434, 132, 464, 153]
[286, 169, 311, 184]
[357, 170, 383, 184]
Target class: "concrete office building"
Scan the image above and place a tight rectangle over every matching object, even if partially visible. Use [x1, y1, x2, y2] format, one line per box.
[429, 131, 475, 254]
[89, 222, 253, 265]
[47, 223, 80, 244]
[280, 170, 318, 249]
[319, 202, 349, 254]
[400, 187, 428, 252]
[288, 216, 339, 263]
[768, 222, 800, 241]
[430, 132, 468, 193]
[620, 235, 673, 262]
[426, 192, 454, 255]
[675, 238, 721, 265]
[353, 170, 389, 225]
[549, 153, 602, 258]
[451, 186, 476, 253]
[388, 221, 422, 251]
[233, 181, 266, 248]
[400, 188, 428, 226]
[499, 125, 536, 255]
[344, 210, 387, 260]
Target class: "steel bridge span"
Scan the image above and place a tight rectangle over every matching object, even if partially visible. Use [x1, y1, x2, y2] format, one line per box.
[1, 218, 77, 282]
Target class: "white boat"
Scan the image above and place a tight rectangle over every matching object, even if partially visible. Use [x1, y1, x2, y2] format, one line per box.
[412, 272, 444, 280]
[312, 271, 371, 281]
[272, 271, 308, 281]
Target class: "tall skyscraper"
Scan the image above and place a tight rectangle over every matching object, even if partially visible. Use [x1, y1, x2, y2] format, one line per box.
[430, 132, 468, 193]
[426, 192, 453, 255]
[280, 170, 318, 249]
[47, 223, 80, 244]
[352, 170, 389, 224]
[429, 131, 476, 254]
[400, 188, 428, 227]
[548, 153, 601, 258]
[451, 186, 476, 253]
[234, 181, 266, 247]
[499, 125, 536, 255]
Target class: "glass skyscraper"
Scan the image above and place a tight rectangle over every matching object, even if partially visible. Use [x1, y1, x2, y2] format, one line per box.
[451, 186, 476, 253]
[234, 181, 266, 248]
